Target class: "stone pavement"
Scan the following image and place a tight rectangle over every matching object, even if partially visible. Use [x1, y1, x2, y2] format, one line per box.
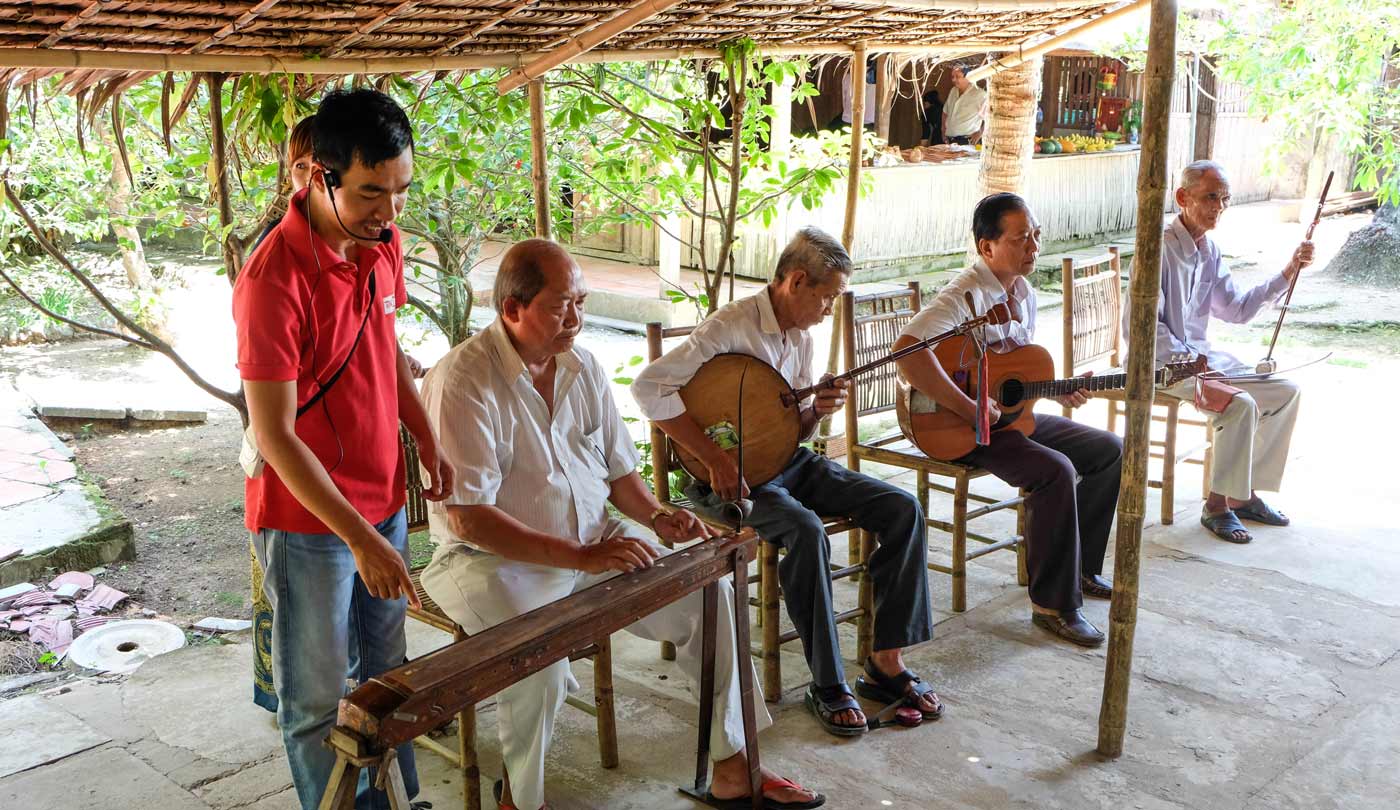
[0, 383, 133, 586]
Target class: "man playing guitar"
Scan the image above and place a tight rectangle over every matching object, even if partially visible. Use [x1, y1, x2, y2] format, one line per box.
[894, 193, 1122, 647]
[633, 227, 941, 737]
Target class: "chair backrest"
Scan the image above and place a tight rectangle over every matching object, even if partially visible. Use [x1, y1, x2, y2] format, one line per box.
[645, 321, 699, 506]
[840, 283, 922, 445]
[1061, 248, 1122, 376]
[400, 424, 430, 533]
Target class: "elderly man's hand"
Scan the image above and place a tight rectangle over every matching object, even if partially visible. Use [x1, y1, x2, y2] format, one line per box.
[1284, 240, 1314, 281]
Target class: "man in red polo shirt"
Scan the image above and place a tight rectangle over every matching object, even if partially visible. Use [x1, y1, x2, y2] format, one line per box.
[234, 88, 452, 810]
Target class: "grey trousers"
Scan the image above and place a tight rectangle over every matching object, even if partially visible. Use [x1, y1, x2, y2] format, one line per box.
[688, 447, 932, 689]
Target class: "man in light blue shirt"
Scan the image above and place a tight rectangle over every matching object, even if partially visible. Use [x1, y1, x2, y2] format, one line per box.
[1132, 160, 1313, 544]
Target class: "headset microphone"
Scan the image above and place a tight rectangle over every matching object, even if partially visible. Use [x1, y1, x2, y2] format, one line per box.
[321, 168, 393, 244]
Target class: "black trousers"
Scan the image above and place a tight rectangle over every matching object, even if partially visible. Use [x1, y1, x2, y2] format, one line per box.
[960, 415, 1122, 611]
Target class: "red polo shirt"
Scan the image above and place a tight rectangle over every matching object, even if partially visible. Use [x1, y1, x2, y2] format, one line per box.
[233, 188, 407, 534]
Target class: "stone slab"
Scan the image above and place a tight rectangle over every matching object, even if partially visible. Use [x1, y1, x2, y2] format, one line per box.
[122, 640, 284, 766]
[0, 745, 210, 810]
[0, 694, 110, 778]
[129, 408, 208, 423]
[35, 404, 129, 421]
[193, 617, 253, 633]
[194, 757, 294, 810]
[0, 481, 134, 588]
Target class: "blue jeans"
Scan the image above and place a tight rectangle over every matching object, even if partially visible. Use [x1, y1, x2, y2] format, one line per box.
[252, 508, 418, 810]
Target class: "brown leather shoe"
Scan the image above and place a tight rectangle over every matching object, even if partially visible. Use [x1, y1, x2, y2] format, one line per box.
[1080, 574, 1113, 599]
[1032, 609, 1105, 647]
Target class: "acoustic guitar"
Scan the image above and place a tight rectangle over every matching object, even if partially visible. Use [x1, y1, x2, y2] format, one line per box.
[671, 303, 1014, 488]
[895, 338, 1205, 461]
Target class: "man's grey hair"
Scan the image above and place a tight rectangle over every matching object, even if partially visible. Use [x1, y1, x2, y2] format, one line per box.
[773, 226, 853, 284]
[492, 238, 567, 312]
[1180, 159, 1226, 191]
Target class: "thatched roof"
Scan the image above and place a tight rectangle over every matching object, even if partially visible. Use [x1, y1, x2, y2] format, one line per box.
[0, 1, 1125, 78]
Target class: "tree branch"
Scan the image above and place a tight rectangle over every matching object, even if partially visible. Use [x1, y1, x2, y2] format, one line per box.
[3, 181, 247, 418]
[406, 293, 448, 334]
[0, 264, 153, 348]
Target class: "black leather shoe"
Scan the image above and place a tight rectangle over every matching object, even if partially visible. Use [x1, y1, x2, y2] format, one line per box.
[1080, 574, 1113, 599]
[1032, 609, 1105, 647]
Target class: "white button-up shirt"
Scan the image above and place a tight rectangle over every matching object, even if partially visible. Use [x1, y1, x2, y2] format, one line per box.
[945, 84, 987, 138]
[421, 319, 640, 549]
[1134, 215, 1290, 369]
[631, 287, 814, 421]
[900, 260, 1037, 347]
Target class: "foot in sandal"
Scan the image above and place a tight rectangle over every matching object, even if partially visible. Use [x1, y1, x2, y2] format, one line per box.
[705, 752, 825, 809]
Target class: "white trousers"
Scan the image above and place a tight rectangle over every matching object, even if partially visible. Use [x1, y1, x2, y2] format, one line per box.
[1164, 376, 1302, 501]
[420, 517, 770, 810]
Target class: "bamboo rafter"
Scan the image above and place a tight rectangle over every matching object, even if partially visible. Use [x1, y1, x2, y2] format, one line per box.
[36, 0, 104, 49]
[0, 0, 1124, 86]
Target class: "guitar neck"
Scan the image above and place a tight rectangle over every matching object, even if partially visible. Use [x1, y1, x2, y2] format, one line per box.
[1025, 371, 1130, 400]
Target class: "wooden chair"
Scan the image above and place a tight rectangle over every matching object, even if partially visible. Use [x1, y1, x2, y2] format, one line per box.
[644, 322, 868, 703]
[399, 428, 618, 810]
[1060, 249, 1214, 525]
[840, 284, 1029, 613]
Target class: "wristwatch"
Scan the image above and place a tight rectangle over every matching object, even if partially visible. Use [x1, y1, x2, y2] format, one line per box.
[648, 507, 671, 532]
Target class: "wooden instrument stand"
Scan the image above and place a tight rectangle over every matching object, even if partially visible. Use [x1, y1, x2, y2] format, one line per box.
[318, 530, 764, 810]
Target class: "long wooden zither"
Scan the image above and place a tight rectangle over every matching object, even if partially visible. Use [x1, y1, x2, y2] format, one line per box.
[320, 529, 764, 810]
[897, 339, 1204, 461]
[672, 303, 1014, 488]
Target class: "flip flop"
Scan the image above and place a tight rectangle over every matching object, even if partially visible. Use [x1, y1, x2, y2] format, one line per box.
[1200, 508, 1251, 544]
[698, 776, 827, 809]
[1234, 497, 1289, 526]
[854, 658, 944, 720]
[804, 683, 868, 737]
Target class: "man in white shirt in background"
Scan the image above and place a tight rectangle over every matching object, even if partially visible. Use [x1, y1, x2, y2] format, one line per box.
[419, 239, 823, 810]
[1132, 160, 1311, 544]
[632, 227, 941, 739]
[943, 64, 987, 146]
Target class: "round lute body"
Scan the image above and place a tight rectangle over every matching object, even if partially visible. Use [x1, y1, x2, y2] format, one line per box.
[896, 337, 1052, 461]
[674, 353, 802, 488]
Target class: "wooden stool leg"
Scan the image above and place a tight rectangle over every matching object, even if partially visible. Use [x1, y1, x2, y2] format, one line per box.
[594, 637, 620, 769]
[1108, 397, 1119, 434]
[1202, 418, 1215, 497]
[952, 475, 969, 613]
[318, 755, 361, 810]
[1015, 491, 1029, 587]
[1162, 401, 1178, 526]
[856, 529, 874, 663]
[460, 705, 480, 810]
[759, 540, 781, 703]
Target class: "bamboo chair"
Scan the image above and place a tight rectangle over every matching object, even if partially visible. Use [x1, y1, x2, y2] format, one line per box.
[399, 428, 618, 810]
[644, 322, 868, 703]
[839, 285, 1029, 614]
[1060, 248, 1214, 525]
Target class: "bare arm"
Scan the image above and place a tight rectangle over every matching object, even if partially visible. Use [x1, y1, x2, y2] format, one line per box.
[396, 346, 453, 500]
[245, 379, 418, 605]
[445, 503, 660, 574]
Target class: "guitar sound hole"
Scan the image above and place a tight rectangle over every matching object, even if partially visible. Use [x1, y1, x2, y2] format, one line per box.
[1000, 379, 1025, 407]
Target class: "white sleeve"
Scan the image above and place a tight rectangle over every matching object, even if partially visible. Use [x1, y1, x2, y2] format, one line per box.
[630, 317, 730, 421]
[422, 358, 503, 507]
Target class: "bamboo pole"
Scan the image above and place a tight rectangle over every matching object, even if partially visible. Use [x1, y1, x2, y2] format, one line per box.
[965, 0, 1151, 84]
[1097, 0, 1177, 760]
[842, 44, 868, 251]
[206, 72, 242, 283]
[0, 44, 996, 77]
[497, 0, 689, 94]
[528, 78, 551, 239]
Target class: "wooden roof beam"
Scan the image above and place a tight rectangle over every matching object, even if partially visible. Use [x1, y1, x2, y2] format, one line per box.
[187, 0, 285, 55]
[323, 1, 423, 59]
[37, 0, 105, 49]
[497, 0, 686, 94]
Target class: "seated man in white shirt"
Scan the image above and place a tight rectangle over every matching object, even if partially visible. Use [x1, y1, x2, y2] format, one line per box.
[894, 194, 1122, 647]
[1132, 160, 1310, 544]
[420, 239, 822, 810]
[632, 226, 940, 738]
